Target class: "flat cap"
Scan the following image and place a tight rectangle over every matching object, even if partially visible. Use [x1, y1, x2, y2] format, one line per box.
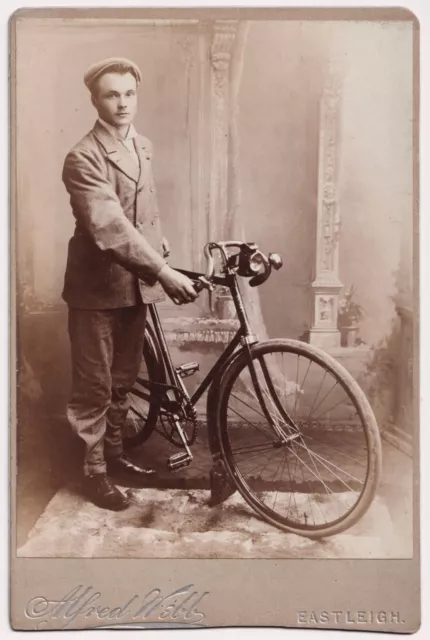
[84, 57, 142, 91]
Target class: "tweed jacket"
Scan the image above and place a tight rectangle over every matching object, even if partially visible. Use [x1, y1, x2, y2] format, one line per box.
[62, 120, 166, 308]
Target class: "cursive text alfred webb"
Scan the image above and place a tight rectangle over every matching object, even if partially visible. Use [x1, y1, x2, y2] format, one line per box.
[25, 584, 209, 628]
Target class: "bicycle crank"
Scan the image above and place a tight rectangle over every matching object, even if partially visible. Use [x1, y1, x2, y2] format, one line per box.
[166, 414, 194, 472]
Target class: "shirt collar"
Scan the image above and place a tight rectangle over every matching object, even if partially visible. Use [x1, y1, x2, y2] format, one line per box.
[98, 117, 138, 141]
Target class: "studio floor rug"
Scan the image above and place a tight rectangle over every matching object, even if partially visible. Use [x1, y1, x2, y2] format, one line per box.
[17, 485, 411, 559]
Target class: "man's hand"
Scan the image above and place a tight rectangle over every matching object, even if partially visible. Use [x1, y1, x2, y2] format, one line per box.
[162, 237, 170, 258]
[158, 265, 198, 305]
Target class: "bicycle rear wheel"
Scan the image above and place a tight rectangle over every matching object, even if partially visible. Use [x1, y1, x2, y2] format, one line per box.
[216, 339, 382, 538]
[122, 324, 165, 448]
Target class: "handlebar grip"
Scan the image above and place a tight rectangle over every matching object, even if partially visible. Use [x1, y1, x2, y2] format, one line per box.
[193, 280, 205, 293]
[249, 272, 268, 287]
[193, 276, 215, 293]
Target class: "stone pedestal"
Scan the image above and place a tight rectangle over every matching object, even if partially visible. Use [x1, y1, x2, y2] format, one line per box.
[309, 279, 343, 349]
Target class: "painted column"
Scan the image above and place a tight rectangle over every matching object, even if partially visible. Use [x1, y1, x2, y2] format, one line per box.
[208, 20, 238, 242]
[309, 65, 343, 348]
[208, 20, 238, 319]
[195, 20, 211, 272]
[176, 22, 211, 274]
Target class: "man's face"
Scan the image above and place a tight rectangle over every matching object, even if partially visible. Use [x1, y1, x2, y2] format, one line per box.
[91, 71, 138, 128]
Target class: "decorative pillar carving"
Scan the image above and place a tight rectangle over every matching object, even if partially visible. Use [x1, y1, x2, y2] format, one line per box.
[177, 35, 197, 269]
[207, 20, 239, 319]
[195, 20, 211, 273]
[309, 64, 343, 348]
[208, 20, 238, 241]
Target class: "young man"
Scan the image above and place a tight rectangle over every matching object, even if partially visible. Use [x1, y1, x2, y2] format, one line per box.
[62, 57, 198, 511]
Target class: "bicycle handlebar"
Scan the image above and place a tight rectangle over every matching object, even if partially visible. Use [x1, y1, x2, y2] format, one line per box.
[199, 241, 282, 289]
[203, 241, 243, 280]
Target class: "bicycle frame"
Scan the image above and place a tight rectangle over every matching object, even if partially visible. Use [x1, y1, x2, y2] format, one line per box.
[132, 263, 290, 456]
[177, 270, 302, 442]
[147, 268, 257, 411]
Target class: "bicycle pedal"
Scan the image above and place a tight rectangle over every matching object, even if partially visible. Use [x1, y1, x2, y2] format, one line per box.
[167, 451, 193, 472]
[176, 362, 199, 378]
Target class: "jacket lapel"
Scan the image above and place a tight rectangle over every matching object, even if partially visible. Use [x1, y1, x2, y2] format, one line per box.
[135, 136, 153, 190]
[92, 120, 140, 184]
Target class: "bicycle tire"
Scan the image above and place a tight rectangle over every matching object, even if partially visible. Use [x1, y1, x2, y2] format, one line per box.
[215, 339, 382, 538]
[123, 324, 166, 448]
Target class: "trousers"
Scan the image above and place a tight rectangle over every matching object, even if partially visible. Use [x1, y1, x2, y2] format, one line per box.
[67, 304, 147, 475]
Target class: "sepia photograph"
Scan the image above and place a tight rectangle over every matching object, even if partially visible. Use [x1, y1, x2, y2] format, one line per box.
[12, 9, 416, 570]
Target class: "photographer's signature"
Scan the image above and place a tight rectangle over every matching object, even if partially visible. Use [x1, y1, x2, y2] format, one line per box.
[25, 584, 209, 629]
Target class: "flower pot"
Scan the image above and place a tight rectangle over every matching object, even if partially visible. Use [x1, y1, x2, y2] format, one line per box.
[340, 325, 359, 348]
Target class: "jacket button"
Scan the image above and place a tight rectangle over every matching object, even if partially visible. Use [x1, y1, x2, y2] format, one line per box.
[137, 186, 143, 194]
[150, 187, 154, 193]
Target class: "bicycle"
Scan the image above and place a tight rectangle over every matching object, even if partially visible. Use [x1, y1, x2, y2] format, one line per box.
[123, 241, 382, 539]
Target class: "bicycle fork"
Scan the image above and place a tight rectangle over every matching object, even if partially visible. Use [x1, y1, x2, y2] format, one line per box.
[230, 278, 301, 447]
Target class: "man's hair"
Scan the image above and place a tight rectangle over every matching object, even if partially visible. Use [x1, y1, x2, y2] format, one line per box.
[90, 63, 139, 97]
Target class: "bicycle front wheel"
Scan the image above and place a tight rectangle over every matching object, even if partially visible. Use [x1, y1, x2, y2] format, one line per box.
[216, 339, 382, 538]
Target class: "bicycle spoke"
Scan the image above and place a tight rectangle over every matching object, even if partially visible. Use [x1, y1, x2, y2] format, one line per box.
[231, 442, 278, 456]
[245, 371, 296, 435]
[257, 381, 301, 439]
[285, 454, 300, 521]
[271, 453, 289, 513]
[235, 448, 280, 469]
[227, 403, 275, 440]
[246, 374, 283, 429]
[295, 440, 365, 487]
[293, 354, 300, 419]
[230, 387, 281, 430]
[232, 449, 282, 469]
[259, 382, 283, 427]
[307, 379, 340, 420]
[312, 396, 359, 423]
[301, 432, 368, 468]
[297, 442, 341, 524]
[260, 450, 288, 507]
[304, 370, 327, 428]
[243, 448, 281, 479]
[230, 392, 269, 423]
[299, 457, 318, 526]
[287, 445, 339, 498]
[299, 357, 312, 398]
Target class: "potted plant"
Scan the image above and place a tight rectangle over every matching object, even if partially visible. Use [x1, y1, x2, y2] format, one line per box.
[338, 285, 363, 347]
